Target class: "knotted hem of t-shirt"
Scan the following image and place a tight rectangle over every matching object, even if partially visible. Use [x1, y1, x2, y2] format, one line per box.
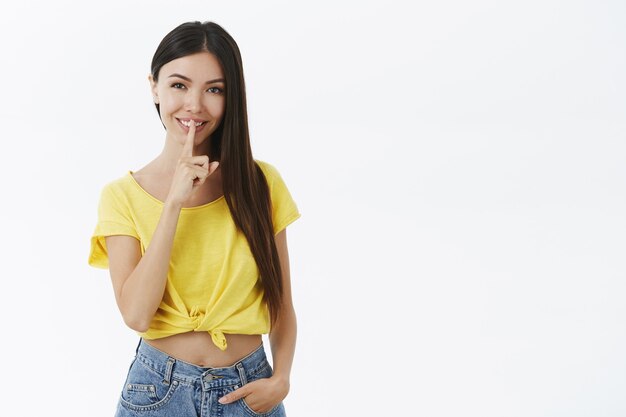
[208, 328, 228, 351]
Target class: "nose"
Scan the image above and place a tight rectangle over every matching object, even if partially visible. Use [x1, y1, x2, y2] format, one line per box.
[184, 89, 203, 113]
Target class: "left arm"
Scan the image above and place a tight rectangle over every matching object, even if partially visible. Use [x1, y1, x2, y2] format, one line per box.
[269, 227, 298, 386]
[219, 228, 297, 412]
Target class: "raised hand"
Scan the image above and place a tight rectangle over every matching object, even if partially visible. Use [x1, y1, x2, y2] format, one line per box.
[164, 121, 220, 207]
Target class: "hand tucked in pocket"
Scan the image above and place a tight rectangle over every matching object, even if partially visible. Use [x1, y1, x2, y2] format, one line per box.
[218, 376, 289, 414]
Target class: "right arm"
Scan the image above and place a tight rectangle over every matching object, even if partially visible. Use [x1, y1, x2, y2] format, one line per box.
[104, 122, 219, 332]
[105, 200, 182, 332]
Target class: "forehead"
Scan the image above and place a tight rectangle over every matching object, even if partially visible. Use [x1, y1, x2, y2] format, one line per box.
[159, 51, 224, 81]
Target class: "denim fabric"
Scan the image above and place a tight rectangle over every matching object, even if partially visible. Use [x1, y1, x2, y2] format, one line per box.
[114, 338, 287, 417]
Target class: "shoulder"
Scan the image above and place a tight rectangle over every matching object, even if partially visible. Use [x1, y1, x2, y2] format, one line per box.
[254, 158, 276, 173]
[254, 159, 281, 182]
[98, 172, 134, 199]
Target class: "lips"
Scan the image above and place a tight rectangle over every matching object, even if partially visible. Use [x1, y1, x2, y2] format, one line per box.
[176, 117, 208, 132]
[177, 118, 206, 127]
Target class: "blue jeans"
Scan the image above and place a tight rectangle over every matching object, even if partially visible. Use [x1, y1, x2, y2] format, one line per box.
[114, 338, 287, 417]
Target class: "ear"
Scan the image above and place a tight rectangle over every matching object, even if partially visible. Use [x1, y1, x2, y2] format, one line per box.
[148, 74, 159, 104]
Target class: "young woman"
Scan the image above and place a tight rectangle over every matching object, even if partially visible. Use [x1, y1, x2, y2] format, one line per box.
[88, 21, 300, 417]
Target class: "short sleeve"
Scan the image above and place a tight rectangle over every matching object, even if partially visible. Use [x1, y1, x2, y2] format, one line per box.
[259, 161, 301, 235]
[88, 183, 140, 269]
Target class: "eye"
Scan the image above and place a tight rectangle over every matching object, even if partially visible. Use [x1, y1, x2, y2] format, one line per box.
[171, 82, 186, 89]
[207, 87, 224, 94]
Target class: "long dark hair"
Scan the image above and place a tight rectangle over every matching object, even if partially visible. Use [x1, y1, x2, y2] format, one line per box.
[150, 21, 284, 329]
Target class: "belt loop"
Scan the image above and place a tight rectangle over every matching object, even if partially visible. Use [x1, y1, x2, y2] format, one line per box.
[236, 362, 247, 385]
[163, 357, 175, 385]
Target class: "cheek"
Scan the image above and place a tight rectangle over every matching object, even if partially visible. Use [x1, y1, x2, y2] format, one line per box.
[207, 98, 226, 119]
[158, 94, 180, 116]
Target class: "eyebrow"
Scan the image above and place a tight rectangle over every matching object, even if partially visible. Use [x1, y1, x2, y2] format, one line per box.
[167, 73, 225, 84]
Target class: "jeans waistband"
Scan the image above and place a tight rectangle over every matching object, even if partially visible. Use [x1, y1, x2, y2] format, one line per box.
[133, 337, 269, 390]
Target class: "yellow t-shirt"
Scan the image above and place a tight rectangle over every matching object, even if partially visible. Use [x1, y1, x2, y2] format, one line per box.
[88, 159, 301, 351]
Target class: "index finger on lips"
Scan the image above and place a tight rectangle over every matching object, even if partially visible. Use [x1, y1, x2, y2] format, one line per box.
[182, 121, 196, 158]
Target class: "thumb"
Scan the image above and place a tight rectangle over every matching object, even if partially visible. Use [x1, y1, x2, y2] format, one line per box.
[209, 161, 220, 174]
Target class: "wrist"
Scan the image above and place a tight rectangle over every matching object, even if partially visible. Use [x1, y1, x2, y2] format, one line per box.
[271, 374, 290, 387]
[163, 199, 183, 211]
[270, 375, 290, 398]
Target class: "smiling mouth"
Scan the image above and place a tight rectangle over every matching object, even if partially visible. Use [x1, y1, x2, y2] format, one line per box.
[177, 118, 207, 127]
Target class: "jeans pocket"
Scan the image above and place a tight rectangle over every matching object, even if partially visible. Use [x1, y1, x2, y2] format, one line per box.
[119, 357, 180, 412]
[240, 397, 283, 417]
[237, 362, 283, 416]
[125, 382, 160, 405]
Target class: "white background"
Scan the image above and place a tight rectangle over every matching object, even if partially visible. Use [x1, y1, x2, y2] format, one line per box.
[0, 1, 624, 416]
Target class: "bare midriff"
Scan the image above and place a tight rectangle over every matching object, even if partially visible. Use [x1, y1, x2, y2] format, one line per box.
[144, 332, 263, 368]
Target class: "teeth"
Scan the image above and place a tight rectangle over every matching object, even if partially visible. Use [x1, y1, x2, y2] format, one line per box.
[179, 119, 204, 127]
